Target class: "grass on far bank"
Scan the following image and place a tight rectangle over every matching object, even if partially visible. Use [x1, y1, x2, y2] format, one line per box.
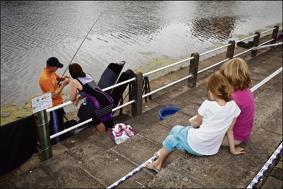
[1, 103, 33, 126]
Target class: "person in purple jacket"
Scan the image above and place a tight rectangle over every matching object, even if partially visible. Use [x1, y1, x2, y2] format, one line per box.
[69, 63, 114, 133]
[220, 58, 255, 153]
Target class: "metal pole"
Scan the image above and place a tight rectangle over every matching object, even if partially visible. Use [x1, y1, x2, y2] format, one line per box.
[188, 53, 200, 88]
[33, 110, 52, 161]
[226, 40, 235, 59]
[251, 32, 260, 57]
[131, 72, 143, 116]
[271, 25, 279, 44]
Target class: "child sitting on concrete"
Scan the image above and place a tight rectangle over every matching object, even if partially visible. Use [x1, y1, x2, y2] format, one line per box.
[146, 72, 242, 173]
[220, 58, 255, 151]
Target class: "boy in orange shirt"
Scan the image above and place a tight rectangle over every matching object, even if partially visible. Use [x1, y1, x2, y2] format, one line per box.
[39, 57, 70, 143]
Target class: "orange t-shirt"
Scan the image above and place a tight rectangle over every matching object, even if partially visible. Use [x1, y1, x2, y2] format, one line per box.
[38, 68, 63, 107]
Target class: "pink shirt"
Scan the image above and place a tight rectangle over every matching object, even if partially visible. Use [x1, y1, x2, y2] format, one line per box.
[232, 89, 255, 141]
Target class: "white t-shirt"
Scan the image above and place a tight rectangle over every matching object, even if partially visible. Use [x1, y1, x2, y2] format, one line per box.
[188, 100, 241, 155]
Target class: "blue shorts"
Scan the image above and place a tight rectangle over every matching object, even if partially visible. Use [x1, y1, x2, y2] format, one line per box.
[162, 125, 202, 156]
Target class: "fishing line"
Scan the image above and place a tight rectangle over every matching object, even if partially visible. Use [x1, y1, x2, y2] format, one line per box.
[58, 13, 104, 85]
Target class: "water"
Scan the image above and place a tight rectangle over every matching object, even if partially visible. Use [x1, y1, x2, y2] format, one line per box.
[1, 1, 282, 106]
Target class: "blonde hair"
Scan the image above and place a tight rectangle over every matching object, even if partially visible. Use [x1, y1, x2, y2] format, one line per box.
[207, 72, 233, 102]
[220, 58, 251, 90]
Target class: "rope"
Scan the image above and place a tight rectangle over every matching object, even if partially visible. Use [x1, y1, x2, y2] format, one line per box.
[107, 155, 158, 189]
[246, 142, 282, 189]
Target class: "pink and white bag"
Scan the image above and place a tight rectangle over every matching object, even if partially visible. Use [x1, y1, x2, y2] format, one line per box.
[111, 123, 134, 144]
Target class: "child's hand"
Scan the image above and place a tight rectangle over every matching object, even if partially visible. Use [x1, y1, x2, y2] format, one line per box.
[189, 115, 202, 128]
[230, 147, 245, 155]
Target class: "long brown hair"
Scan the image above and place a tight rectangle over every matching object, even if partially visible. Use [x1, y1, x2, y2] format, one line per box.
[69, 63, 86, 79]
[220, 58, 251, 90]
[207, 72, 233, 102]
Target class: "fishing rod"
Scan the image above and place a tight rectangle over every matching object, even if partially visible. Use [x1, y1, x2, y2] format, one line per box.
[58, 13, 104, 85]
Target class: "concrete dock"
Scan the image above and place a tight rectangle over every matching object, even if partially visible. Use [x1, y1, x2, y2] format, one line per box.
[0, 42, 282, 188]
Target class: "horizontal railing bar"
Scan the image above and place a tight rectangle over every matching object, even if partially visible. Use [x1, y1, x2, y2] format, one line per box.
[47, 101, 73, 113]
[233, 39, 278, 59]
[199, 44, 231, 57]
[112, 100, 135, 112]
[251, 67, 282, 92]
[233, 48, 252, 58]
[260, 27, 275, 35]
[50, 118, 93, 139]
[235, 34, 257, 44]
[198, 58, 230, 75]
[102, 78, 136, 92]
[259, 39, 274, 47]
[235, 26, 275, 44]
[142, 74, 192, 98]
[143, 57, 194, 77]
[253, 42, 283, 50]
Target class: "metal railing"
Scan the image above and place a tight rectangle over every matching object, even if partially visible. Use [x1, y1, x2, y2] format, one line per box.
[34, 25, 280, 161]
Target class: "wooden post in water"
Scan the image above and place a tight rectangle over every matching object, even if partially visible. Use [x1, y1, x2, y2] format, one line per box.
[131, 72, 143, 116]
[251, 32, 260, 57]
[33, 110, 52, 161]
[188, 52, 200, 88]
[226, 40, 236, 59]
[271, 25, 279, 44]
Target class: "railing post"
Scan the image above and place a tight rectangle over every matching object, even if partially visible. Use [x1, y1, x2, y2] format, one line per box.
[188, 52, 200, 88]
[251, 32, 260, 57]
[33, 110, 52, 161]
[226, 40, 235, 59]
[271, 25, 279, 44]
[131, 72, 143, 116]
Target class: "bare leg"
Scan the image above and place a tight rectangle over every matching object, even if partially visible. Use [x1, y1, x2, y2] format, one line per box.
[151, 147, 171, 170]
[222, 135, 242, 146]
[96, 123, 106, 133]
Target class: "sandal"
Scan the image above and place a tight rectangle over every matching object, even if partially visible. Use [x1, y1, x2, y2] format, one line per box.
[145, 162, 160, 174]
[154, 150, 161, 158]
